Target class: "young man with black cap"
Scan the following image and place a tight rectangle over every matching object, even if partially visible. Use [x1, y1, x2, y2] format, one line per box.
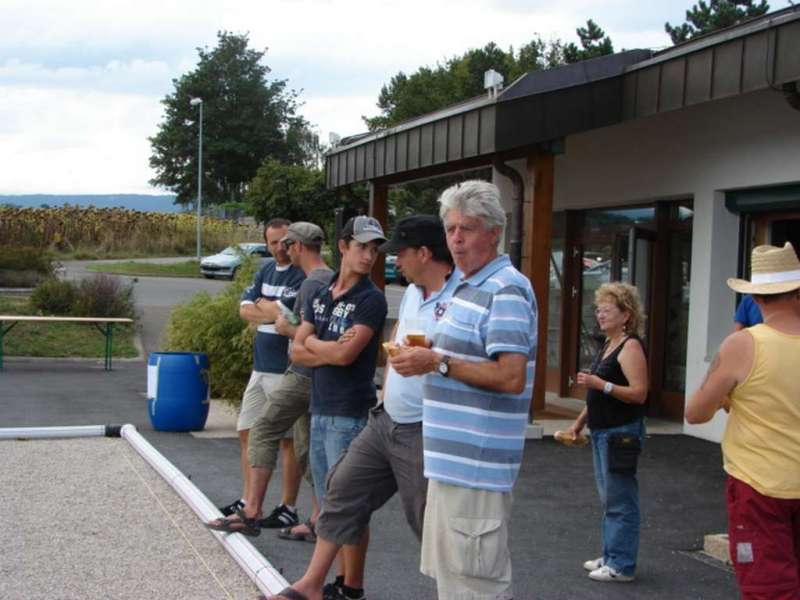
[267, 215, 459, 600]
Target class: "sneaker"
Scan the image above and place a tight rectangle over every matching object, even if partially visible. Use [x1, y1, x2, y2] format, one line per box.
[322, 582, 342, 600]
[588, 565, 635, 583]
[323, 583, 366, 600]
[583, 557, 604, 571]
[258, 504, 299, 528]
[218, 498, 245, 517]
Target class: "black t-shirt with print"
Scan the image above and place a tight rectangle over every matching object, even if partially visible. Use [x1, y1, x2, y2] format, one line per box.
[304, 274, 387, 418]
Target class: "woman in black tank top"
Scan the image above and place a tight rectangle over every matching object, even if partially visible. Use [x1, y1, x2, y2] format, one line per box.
[565, 282, 649, 583]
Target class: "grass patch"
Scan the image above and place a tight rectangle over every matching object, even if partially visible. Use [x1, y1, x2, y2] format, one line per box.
[86, 260, 201, 278]
[0, 295, 138, 359]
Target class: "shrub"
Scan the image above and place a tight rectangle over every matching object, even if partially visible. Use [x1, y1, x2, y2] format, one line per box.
[30, 279, 79, 315]
[72, 274, 137, 319]
[164, 256, 260, 406]
[0, 245, 55, 286]
[0, 246, 54, 274]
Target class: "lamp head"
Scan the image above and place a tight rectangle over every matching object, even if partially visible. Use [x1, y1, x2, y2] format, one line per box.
[189, 97, 203, 106]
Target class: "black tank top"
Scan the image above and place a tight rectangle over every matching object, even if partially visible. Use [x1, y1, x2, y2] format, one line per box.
[586, 336, 645, 430]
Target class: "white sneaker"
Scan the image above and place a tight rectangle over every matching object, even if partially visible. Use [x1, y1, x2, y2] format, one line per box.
[588, 565, 635, 583]
[583, 557, 604, 571]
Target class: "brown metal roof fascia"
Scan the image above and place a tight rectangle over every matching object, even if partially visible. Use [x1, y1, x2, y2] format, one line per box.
[326, 101, 497, 189]
[495, 76, 625, 153]
[622, 7, 800, 120]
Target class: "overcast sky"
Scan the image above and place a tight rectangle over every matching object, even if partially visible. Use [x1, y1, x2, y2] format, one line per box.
[0, 0, 788, 195]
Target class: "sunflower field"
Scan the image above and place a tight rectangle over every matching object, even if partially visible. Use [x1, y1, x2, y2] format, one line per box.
[0, 205, 262, 257]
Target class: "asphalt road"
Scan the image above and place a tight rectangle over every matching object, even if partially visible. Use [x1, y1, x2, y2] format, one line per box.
[59, 258, 406, 354]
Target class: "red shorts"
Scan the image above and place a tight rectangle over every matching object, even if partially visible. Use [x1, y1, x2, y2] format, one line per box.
[726, 475, 800, 600]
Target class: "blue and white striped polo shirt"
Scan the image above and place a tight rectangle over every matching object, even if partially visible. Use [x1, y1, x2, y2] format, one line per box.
[422, 254, 537, 492]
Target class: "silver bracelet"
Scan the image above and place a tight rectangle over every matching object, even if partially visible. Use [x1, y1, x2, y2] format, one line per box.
[603, 381, 614, 394]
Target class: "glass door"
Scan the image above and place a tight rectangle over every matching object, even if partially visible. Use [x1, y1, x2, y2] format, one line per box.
[570, 207, 655, 389]
[562, 202, 692, 421]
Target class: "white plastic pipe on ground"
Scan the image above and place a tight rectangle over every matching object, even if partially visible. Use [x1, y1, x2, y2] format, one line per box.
[0, 424, 288, 597]
[120, 424, 289, 596]
[0, 425, 110, 440]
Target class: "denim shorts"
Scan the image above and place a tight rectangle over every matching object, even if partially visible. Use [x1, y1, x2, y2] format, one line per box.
[310, 414, 367, 504]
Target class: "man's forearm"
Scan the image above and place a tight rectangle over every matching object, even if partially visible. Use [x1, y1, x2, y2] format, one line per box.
[305, 336, 351, 366]
[291, 340, 328, 368]
[446, 357, 527, 395]
[240, 301, 280, 324]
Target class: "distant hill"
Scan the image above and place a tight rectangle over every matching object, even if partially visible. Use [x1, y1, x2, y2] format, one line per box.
[0, 194, 185, 213]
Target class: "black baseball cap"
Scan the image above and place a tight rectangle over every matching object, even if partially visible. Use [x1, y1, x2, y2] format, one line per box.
[379, 215, 447, 254]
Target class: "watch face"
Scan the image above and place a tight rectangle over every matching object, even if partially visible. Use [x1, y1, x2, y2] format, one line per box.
[438, 360, 448, 376]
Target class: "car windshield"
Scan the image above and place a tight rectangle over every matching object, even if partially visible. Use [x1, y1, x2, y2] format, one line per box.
[220, 246, 241, 256]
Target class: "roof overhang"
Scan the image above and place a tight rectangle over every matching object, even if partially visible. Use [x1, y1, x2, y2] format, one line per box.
[325, 6, 800, 190]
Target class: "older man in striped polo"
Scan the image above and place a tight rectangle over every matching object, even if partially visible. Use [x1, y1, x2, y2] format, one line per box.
[391, 180, 537, 600]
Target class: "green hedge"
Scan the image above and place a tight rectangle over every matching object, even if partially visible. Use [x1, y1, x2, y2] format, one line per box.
[163, 256, 260, 406]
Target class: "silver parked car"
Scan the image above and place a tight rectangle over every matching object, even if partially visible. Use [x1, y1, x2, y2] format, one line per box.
[200, 243, 270, 280]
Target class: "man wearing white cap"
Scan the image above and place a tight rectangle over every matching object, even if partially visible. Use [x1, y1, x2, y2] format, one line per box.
[686, 242, 800, 600]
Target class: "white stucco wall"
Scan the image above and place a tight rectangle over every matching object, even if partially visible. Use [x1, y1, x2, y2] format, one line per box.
[493, 88, 800, 442]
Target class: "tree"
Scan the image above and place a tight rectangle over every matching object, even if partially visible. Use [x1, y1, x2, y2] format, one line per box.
[363, 23, 612, 131]
[245, 159, 348, 240]
[665, 0, 770, 45]
[149, 31, 310, 207]
[563, 20, 614, 64]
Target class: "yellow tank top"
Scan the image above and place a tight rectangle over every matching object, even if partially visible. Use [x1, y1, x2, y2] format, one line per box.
[722, 324, 800, 498]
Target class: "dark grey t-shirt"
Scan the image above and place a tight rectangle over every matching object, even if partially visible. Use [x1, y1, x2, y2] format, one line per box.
[288, 267, 334, 378]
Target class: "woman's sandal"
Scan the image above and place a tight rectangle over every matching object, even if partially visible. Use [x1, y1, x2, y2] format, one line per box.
[277, 519, 316, 543]
[205, 509, 261, 537]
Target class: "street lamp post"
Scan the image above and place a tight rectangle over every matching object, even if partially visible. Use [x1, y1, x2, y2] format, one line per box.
[190, 97, 203, 261]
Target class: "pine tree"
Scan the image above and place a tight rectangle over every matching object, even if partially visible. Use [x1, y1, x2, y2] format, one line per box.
[563, 20, 615, 64]
[665, 0, 770, 45]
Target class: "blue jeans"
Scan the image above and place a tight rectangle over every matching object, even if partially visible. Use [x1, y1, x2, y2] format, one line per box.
[590, 418, 645, 577]
[310, 414, 367, 504]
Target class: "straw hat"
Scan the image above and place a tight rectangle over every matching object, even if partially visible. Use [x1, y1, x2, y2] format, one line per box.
[727, 242, 800, 295]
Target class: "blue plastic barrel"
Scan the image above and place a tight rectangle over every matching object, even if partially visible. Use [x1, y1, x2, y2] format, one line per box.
[147, 352, 210, 432]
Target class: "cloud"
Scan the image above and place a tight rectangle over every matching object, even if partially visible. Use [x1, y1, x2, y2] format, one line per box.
[0, 86, 162, 194]
[3, 0, 760, 194]
[0, 58, 175, 96]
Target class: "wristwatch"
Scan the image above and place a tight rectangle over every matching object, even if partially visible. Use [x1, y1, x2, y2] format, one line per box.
[438, 355, 451, 377]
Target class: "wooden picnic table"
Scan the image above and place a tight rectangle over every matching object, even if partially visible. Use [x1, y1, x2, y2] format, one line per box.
[0, 315, 134, 371]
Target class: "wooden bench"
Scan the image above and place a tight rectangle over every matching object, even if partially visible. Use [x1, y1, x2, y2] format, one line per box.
[0, 316, 134, 371]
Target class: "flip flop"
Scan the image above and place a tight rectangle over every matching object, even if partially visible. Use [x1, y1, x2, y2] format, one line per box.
[259, 586, 309, 600]
[205, 509, 261, 537]
[277, 519, 316, 543]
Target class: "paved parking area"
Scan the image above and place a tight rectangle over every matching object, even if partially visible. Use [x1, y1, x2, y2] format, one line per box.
[1, 359, 737, 599]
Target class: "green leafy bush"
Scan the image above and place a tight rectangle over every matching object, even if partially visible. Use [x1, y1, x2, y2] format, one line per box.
[28, 273, 137, 319]
[30, 279, 78, 315]
[72, 274, 137, 319]
[0, 245, 55, 287]
[164, 256, 260, 406]
[0, 246, 54, 273]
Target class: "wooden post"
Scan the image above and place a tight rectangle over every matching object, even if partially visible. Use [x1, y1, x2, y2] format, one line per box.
[369, 182, 388, 290]
[522, 153, 554, 413]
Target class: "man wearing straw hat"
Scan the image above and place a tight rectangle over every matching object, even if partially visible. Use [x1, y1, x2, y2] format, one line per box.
[686, 242, 800, 600]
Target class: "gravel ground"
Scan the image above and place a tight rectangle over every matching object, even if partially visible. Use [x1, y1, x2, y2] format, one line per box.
[0, 437, 259, 600]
